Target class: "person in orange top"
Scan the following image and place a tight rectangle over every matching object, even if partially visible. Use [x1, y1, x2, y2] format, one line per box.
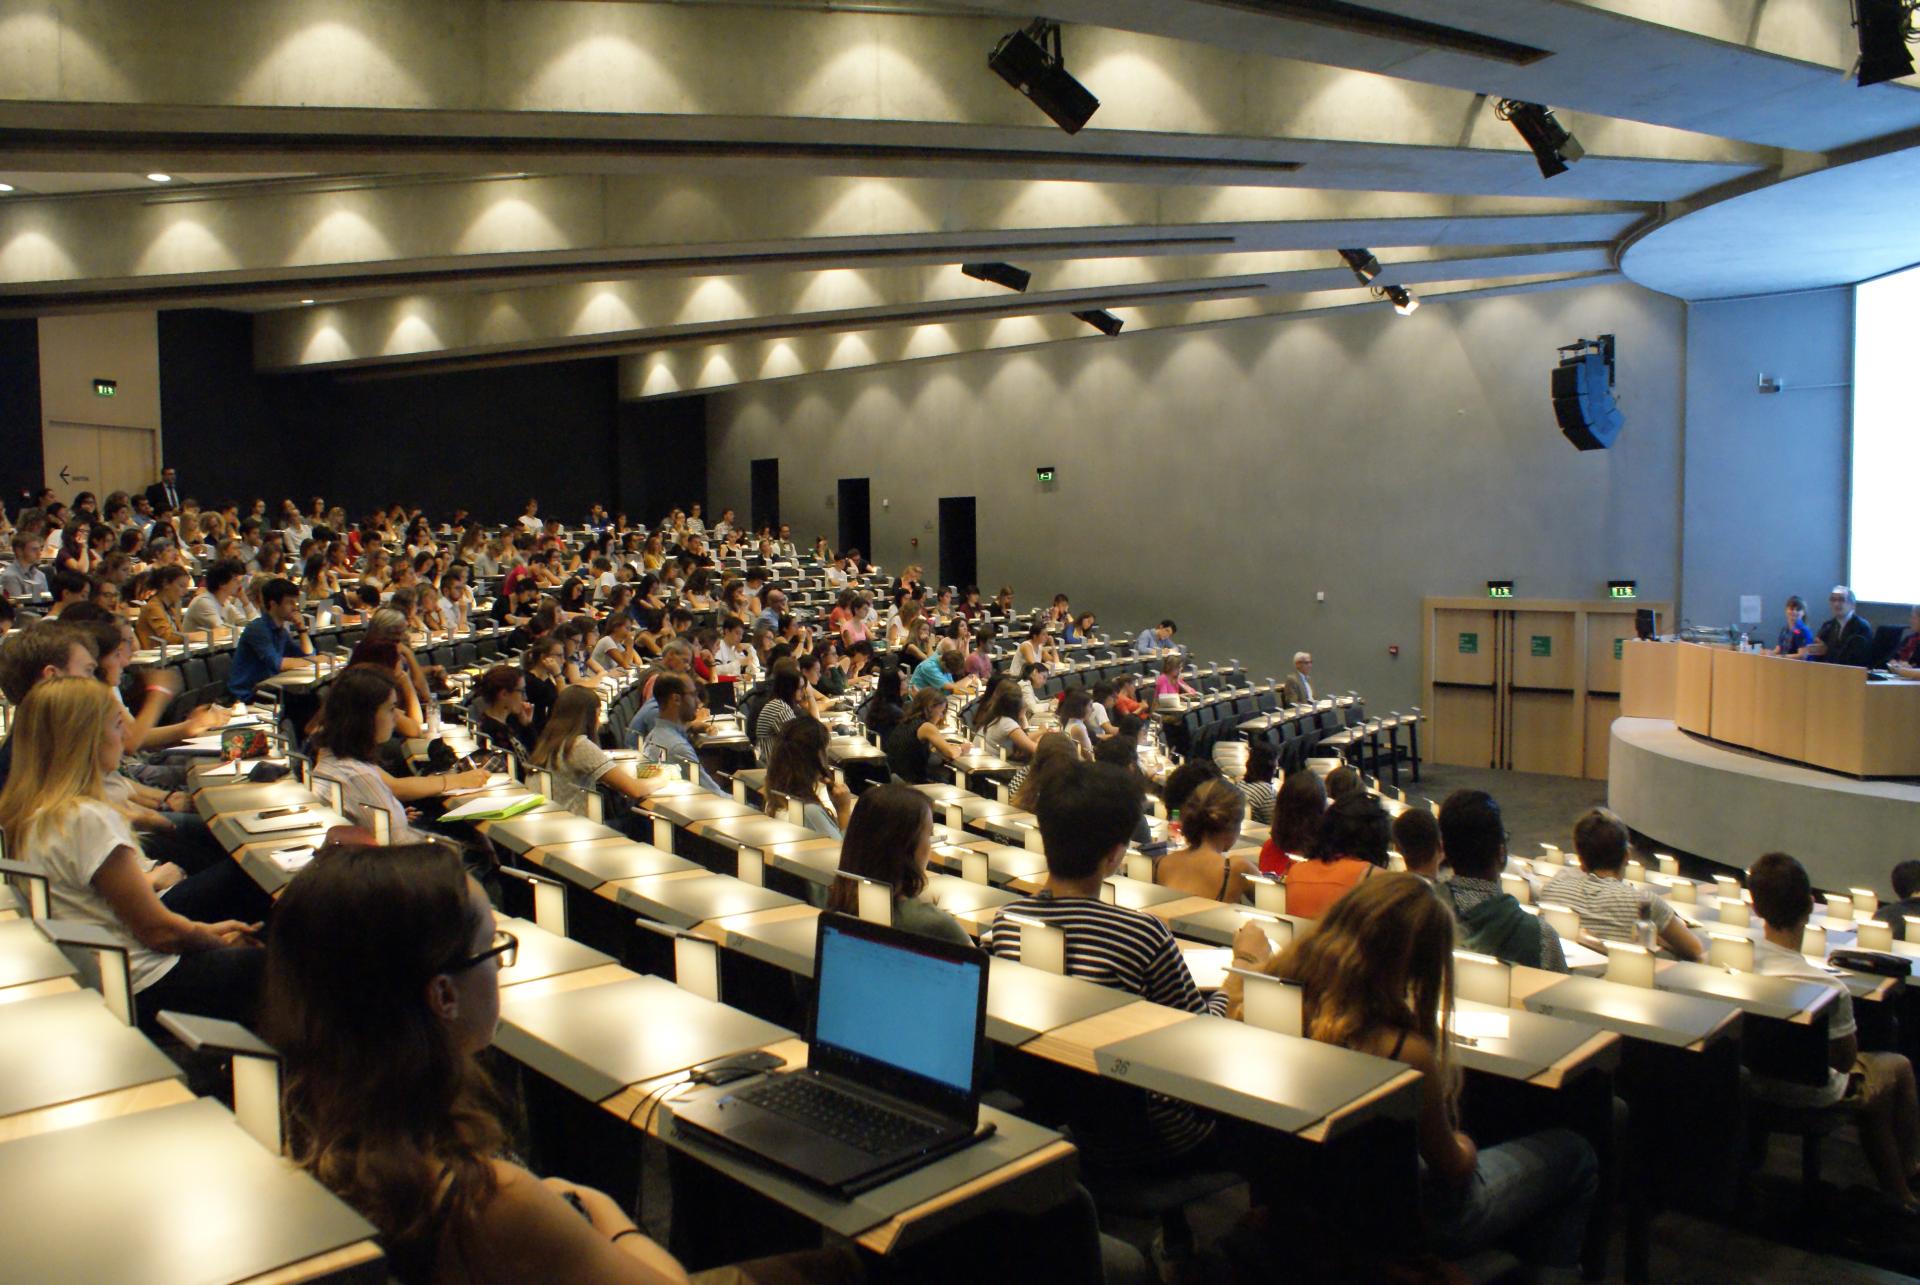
[1258, 769, 1326, 877]
[1284, 791, 1389, 918]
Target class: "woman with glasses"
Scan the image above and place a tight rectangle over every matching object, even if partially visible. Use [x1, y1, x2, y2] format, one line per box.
[474, 665, 535, 756]
[312, 668, 488, 843]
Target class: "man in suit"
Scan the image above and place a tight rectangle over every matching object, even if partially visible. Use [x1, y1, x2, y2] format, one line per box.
[1281, 651, 1315, 704]
[144, 466, 181, 514]
[1805, 585, 1873, 667]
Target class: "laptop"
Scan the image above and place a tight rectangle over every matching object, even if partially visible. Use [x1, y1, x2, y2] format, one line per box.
[672, 912, 992, 1196]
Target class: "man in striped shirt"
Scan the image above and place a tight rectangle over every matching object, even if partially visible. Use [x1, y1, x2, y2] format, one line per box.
[1540, 809, 1704, 961]
[981, 761, 1270, 1171]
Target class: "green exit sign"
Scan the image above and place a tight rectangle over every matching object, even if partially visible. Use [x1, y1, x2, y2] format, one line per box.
[1486, 581, 1514, 599]
[1608, 580, 1637, 599]
[92, 378, 116, 398]
[1035, 467, 1055, 484]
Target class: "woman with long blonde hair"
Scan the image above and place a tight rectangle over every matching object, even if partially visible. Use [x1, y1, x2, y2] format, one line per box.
[0, 677, 267, 1031]
[1240, 874, 1597, 1274]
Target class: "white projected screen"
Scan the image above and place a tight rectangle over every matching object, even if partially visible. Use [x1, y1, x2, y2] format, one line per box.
[1852, 263, 1920, 603]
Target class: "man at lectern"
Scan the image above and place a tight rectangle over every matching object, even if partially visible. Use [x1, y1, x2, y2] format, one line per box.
[1804, 585, 1873, 667]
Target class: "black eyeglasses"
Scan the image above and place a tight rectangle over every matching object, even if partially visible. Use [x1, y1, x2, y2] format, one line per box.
[442, 930, 517, 974]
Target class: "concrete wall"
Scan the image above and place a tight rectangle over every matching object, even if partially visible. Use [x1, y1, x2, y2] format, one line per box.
[1679, 288, 1853, 631]
[706, 280, 1687, 711]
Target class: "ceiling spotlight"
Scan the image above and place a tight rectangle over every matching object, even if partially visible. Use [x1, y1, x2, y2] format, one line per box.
[145, 172, 173, 183]
[1494, 99, 1583, 178]
[299, 299, 316, 306]
[1373, 285, 1420, 316]
[961, 262, 1032, 292]
[1073, 308, 1124, 336]
[989, 20, 1100, 134]
[1853, 0, 1918, 86]
[0, 183, 14, 194]
[1338, 248, 1382, 285]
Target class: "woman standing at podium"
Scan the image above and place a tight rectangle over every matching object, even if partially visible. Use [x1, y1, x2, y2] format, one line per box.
[1772, 595, 1814, 656]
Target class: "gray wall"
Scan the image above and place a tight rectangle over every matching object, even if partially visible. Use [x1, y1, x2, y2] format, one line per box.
[707, 280, 1687, 711]
[1679, 288, 1852, 633]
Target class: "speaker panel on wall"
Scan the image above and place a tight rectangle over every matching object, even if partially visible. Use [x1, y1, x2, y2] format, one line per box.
[1551, 346, 1623, 450]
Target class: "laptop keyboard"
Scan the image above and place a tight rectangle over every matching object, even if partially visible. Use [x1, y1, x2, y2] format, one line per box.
[738, 1075, 943, 1155]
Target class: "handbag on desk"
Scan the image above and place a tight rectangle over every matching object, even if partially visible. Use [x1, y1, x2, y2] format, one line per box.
[1830, 948, 1908, 978]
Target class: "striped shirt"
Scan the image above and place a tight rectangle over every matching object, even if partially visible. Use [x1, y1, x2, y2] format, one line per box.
[755, 698, 796, 759]
[1538, 868, 1674, 944]
[981, 895, 1227, 1169]
[1236, 779, 1276, 826]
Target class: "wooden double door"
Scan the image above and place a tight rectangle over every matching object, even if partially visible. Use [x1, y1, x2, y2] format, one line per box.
[1423, 598, 1667, 780]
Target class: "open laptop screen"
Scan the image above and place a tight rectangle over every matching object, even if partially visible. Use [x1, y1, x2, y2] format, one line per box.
[812, 917, 984, 1101]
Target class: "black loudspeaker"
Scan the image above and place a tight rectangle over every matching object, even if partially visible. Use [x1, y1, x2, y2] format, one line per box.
[1552, 352, 1624, 450]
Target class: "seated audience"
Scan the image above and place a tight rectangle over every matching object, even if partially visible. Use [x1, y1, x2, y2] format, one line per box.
[1009, 732, 1082, 813]
[1235, 875, 1598, 1272]
[826, 785, 968, 946]
[1876, 860, 1920, 941]
[754, 659, 805, 761]
[981, 762, 1241, 1172]
[266, 842, 853, 1284]
[474, 665, 535, 755]
[228, 578, 316, 703]
[1235, 741, 1278, 826]
[0, 676, 269, 1032]
[882, 689, 964, 785]
[973, 679, 1038, 761]
[1391, 806, 1443, 883]
[527, 687, 660, 823]
[1437, 790, 1567, 972]
[763, 718, 853, 839]
[641, 674, 723, 795]
[1286, 791, 1390, 919]
[314, 668, 487, 841]
[1539, 810, 1703, 960]
[1260, 770, 1326, 877]
[1749, 852, 1920, 1213]
[1155, 779, 1259, 904]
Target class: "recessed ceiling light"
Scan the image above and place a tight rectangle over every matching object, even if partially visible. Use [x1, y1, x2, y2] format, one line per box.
[299, 299, 316, 306]
[0, 183, 14, 194]
[146, 173, 173, 183]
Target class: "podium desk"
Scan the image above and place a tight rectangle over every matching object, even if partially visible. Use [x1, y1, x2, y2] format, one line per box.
[0, 1098, 381, 1284]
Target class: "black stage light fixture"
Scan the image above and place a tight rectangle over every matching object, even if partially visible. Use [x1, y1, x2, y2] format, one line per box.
[1853, 0, 1918, 86]
[1372, 284, 1419, 316]
[990, 20, 1100, 134]
[1072, 308, 1124, 336]
[1338, 248, 1382, 285]
[961, 261, 1033, 292]
[1494, 99, 1584, 178]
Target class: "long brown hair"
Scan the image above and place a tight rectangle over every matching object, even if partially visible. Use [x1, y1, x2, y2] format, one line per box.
[827, 784, 932, 914]
[1269, 769, 1326, 855]
[265, 843, 504, 1261]
[765, 718, 833, 818]
[528, 685, 600, 770]
[1012, 732, 1080, 811]
[1261, 873, 1457, 1119]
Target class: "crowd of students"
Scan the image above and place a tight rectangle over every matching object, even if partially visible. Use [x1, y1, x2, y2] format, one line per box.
[5, 483, 1917, 1281]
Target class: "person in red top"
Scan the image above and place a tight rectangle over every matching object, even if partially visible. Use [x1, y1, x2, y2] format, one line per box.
[1111, 674, 1147, 718]
[1286, 792, 1390, 919]
[1258, 769, 1326, 878]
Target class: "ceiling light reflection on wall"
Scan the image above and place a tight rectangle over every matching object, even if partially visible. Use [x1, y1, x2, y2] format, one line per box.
[989, 20, 1100, 134]
[961, 261, 1033, 292]
[1072, 308, 1124, 336]
[1338, 248, 1382, 285]
[1494, 100, 1583, 178]
[146, 173, 173, 183]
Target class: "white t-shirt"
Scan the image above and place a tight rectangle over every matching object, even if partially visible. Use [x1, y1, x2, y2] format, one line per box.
[315, 753, 427, 843]
[983, 716, 1023, 756]
[1750, 937, 1854, 1108]
[25, 799, 177, 992]
[590, 635, 629, 670]
[517, 515, 542, 532]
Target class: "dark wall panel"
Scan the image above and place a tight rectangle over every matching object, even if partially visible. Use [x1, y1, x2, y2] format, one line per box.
[155, 310, 706, 527]
[0, 318, 43, 508]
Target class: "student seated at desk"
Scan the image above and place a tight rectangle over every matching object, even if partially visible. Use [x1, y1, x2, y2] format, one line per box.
[640, 674, 724, 796]
[1391, 806, 1443, 884]
[827, 785, 968, 945]
[1234, 741, 1278, 827]
[134, 564, 190, 648]
[882, 689, 964, 786]
[474, 665, 536, 756]
[1233, 875, 1598, 1275]
[313, 669, 489, 842]
[972, 679, 1038, 762]
[1258, 769, 1326, 878]
[1156, 780, 1260, 904]
[1286, 792, 1391, 920]
[227, 578, 316, 704]
[1437, 791, 1567, 973]
[764, 719, 853, 839]
[1748, 853, 1920, 1213]
[269, 843, 860, 1285]
[1875, 860, 1920, 941]
[1009, 733, 1080, 813]
[528, 688, 661, 824]
[0, 676, 267, 1032]
[981, 762, 1242, 1171]
[1152, 655, 1196, 701]
[1539, 810, 1702, 960]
